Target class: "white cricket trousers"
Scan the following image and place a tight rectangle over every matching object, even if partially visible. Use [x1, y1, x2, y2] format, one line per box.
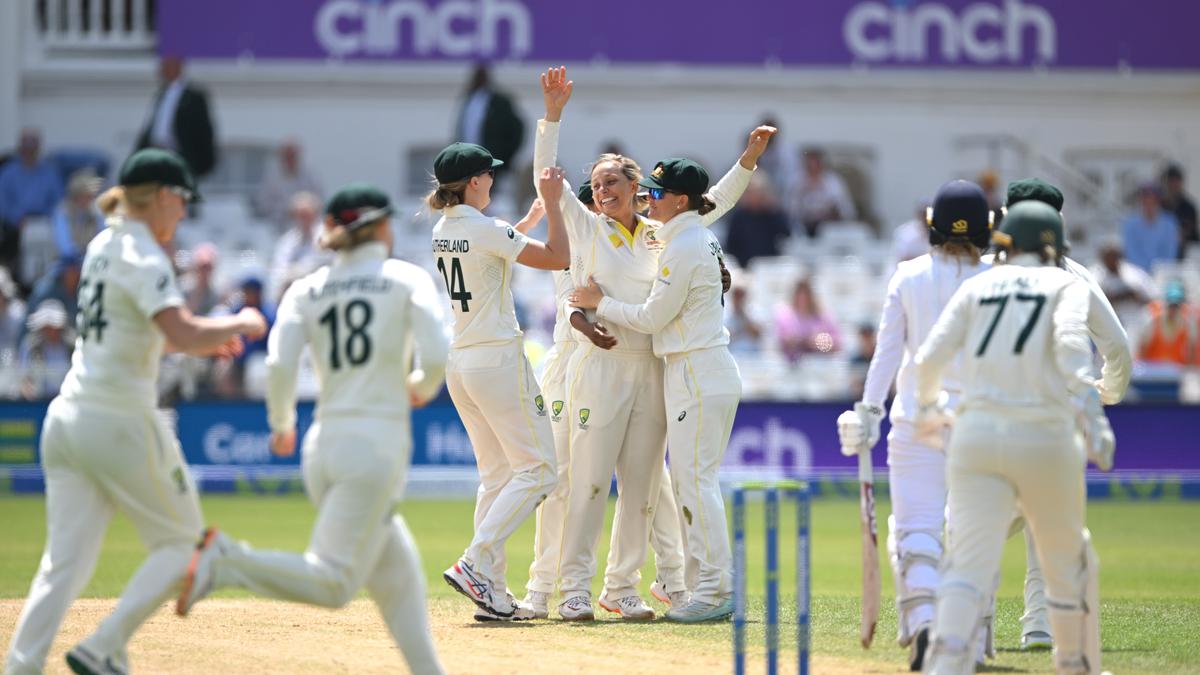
[558, 345, 667, 600]
[209, 417, 444, 675]
[886, 420, 946, 642]
[527, 340, 575, 595]
[5, 397, 202, 675]
[663, 346, 742, 605]
[933, 410, 1097, 674]
[446, 340, 557, 588]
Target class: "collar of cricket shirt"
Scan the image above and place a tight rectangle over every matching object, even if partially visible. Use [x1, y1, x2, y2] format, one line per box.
[604, 213, 648, 250]
[442, 204, 486, 220]
[655, 210, 704, 245]
[336, 241, 389, 264]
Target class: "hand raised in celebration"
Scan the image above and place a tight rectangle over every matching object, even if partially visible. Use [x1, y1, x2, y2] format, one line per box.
[568, 276, 604, 310]
[540, 66, 573, 122]
[739, 125, 779, 170]
[538, 167, 567, 203]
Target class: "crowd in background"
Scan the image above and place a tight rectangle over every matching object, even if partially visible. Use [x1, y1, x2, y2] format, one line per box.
[1, 59, 1199, 402]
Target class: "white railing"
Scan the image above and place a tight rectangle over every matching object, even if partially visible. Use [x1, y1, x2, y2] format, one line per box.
[35, 0, 156, 51]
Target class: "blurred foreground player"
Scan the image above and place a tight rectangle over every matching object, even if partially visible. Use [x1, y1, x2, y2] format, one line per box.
[176, 184, 448, 675]
[4, 149, 266, 675]
[916, 201, 1111, 675]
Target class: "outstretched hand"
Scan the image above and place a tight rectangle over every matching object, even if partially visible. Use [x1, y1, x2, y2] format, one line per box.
[568, 276, 604, 310]
[539, 167, 566, 203]
[540, 66, 573, 122]
[739, 125, 779, 169]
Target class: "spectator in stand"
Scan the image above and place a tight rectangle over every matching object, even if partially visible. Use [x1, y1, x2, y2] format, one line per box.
[269, 191, 331, 299]
[1122, 182, 1179, 272]
[454, 63, 525, 186]
[1091, 238, 1158, 336]
[51, 169, 104, 258]
[793, 146, 856, 237]
[892, 201, 931, 264]
[232, 276, 274, 359]
[977, 169, 1003, 212]
[18, 299, 73, 400]
[184, 243, 221, 317]
[775, 278, 842, 362]
[752, 115, 800, 202]
[1162, 164, 1198, 257]
[0, 267, 24, 356]
[726, 283, 764, 356]
[1137, 280, 1195, 366]
[722, 173, 791, 267]
[136, 56, 217, 178]
[0, 128, 64, 267]
[848, 321, 878, 399]
[254, 140, 324, 230]
[22, 254, 81, 344]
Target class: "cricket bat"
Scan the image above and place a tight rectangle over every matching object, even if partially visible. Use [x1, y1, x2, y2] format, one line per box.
[857, 443, 881, 648]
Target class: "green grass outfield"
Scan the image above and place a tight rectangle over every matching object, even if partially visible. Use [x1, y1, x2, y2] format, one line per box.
[1, 495, 1197, 673]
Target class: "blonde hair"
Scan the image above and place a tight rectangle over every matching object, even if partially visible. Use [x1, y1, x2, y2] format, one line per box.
[590, 154, 649, 213]
[425, 176, 471, 211]
[319, 216, 384, 251]
[96, 183, 161, 216]
[938, 239, 983, 262]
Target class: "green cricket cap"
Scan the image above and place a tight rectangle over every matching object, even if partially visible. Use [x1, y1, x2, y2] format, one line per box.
[993, 200, 1064, 253]
[434, 142, 504, 184]
[118, 148, 201, 202]
[1005, 178, 1064, 211]
[639, 158, 710, 196]
[577, 182, 594, 205]
[325, 183, 394, 231]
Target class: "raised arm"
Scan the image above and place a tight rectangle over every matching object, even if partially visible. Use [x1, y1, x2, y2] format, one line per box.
[702, 125, 777, 226]
[516, 168, 571, 270]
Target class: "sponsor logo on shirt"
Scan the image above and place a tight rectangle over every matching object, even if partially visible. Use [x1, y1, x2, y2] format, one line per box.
[534, 394, 546, 416]
[551, 400, 564, 421]
[578, 408, 590, 429]
[507, 227, 516, 239]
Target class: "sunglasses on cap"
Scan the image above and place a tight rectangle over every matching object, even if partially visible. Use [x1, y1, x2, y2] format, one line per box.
[167, 186, 195, 203]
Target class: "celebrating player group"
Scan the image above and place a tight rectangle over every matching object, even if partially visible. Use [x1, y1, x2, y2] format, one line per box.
[3, 64, 1122, 675]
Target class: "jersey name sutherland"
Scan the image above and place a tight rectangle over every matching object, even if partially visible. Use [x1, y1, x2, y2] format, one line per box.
[60, 219, 184, 408]
[431, 205, 529, 348]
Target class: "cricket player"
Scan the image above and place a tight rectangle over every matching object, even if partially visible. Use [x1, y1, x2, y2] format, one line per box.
[429, 142, 569, 619]
[916, 201, 1110, 675]
[176, 184, 447, 674]
[4, 149, 267, 675]
[533, 67, 772, 621]
[570, 155, 753, 623]
[837, 179, 993, 670]
[991, 178, 1131, 652]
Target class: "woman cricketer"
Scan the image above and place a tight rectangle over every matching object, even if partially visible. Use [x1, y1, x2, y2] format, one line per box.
[5, 149, 266, 675]
[532, 66, 774, 621]
[915, 201, 1111, 675]
[427, 142, 571, 619]
[569, 156, 752, 623]
[175, 184, 448, 674]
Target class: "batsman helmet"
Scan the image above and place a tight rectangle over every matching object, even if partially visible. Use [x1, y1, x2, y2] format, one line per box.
[991, 200, 1064, 259]
[926, 180, 993, 249]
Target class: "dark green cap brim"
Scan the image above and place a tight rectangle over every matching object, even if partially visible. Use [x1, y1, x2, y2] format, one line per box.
[119, 148, 201, 203]
[326, 183, 394, 231]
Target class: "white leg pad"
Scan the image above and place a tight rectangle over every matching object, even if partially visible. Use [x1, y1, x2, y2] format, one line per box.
[888, 515, 943, 645]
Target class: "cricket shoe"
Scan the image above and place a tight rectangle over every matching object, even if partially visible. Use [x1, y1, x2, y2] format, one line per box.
[557, 594, 595, 621]
[1020, 630, 1053, 651]
[474, 593, 538, 622]
[664, 596, 734, 623]
[650, 578, 689, 609]
[443, 558, 514, 617]
[598, 593, 655, 621]
[65, 644, 127, 675]
[521, 590, 551, 619]
[908, 626, 929, 671]
[176, 527, 227, 617]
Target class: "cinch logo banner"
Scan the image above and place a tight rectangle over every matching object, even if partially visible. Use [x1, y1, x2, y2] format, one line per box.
[159, 0, 1200, 71]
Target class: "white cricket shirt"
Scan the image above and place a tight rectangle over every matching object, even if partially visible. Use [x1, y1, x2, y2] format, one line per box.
[534, 119, 752, 353]
[595, 212, 729, 358]
[431, 205, 530, 349]
[915, 255, 1095, 421]
[59, 217, 184, 409]
[265, 242, 449, 433]
[863, 252, 990, 424]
